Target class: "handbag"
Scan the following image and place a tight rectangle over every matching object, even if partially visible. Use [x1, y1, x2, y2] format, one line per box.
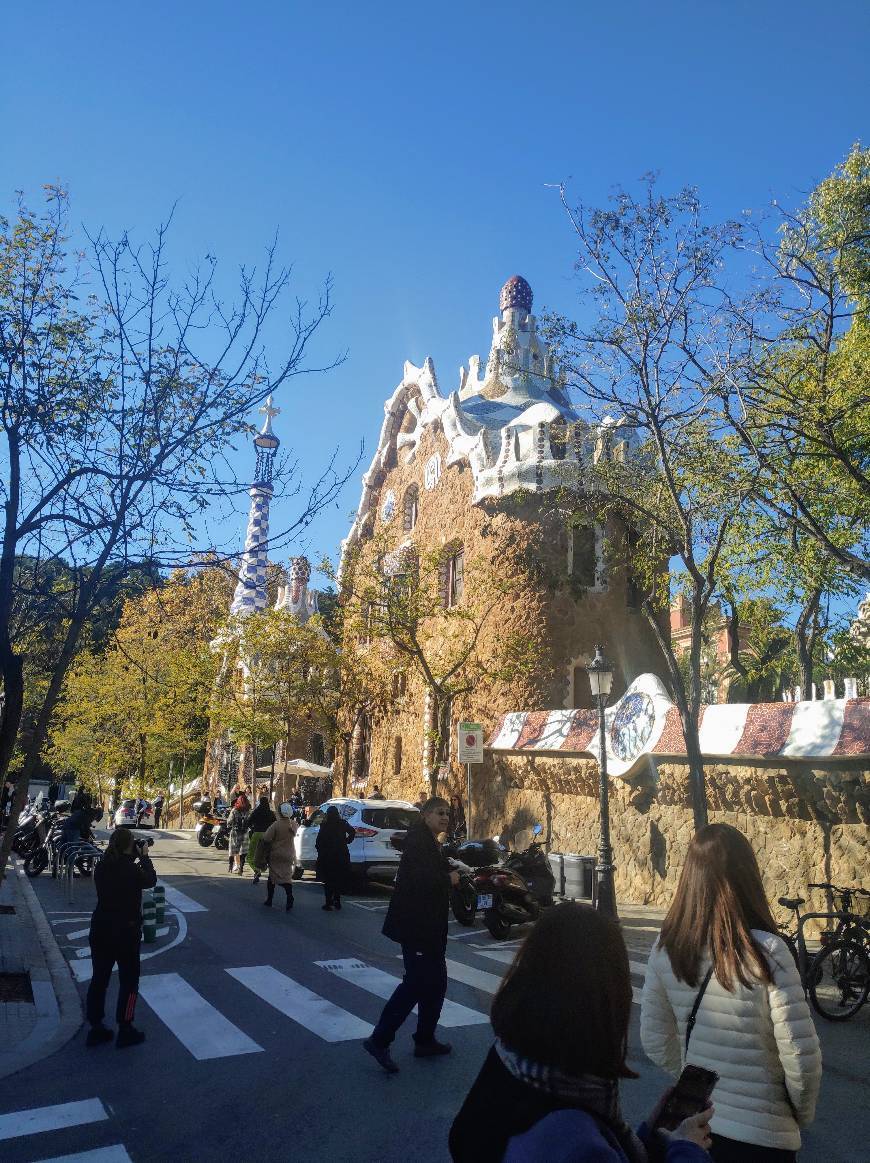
[685, 966, 714, 1056]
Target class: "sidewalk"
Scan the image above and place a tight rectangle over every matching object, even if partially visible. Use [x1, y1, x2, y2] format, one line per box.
[0, 860, 82, 1081]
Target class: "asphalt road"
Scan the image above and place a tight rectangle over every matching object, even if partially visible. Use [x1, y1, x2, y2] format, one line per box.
[2, 829, 868, 1163]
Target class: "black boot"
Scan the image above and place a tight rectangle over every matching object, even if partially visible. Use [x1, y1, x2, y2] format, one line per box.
[284, 885, 294, 911]
[264, 881, 274, 907]
[86, 1024, 113, 1047]
[116, 1024, 146, 1049]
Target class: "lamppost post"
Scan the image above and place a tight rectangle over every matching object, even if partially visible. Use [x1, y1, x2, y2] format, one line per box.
[587, 644, 618, 919]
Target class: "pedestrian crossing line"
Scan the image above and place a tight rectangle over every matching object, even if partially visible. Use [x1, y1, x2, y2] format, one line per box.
[227, 965, 372, 1042]
[472, 948, 516, 966]
[315, 958, 490, 1028]
[159, 883, 208, 913]
[444, 958, 503, 994]
[0, 1098, 108, 1142]
[138, 973, 263, 1060]
[629, 960, 647, 977]
[38, 1146, 133, 1163]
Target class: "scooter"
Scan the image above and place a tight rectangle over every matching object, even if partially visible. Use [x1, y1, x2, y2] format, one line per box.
[473, 824, 555, 940]
[442, 833, 506, 926]
[194, 804, 229, 849]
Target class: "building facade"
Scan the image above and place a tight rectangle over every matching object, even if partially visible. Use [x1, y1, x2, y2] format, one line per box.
[337, 276, 669, 798]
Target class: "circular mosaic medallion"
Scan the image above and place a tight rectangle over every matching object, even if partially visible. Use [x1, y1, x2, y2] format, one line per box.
[610, 692, 656, 762]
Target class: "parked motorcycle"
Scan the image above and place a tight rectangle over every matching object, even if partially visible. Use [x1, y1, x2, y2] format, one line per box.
[443, 833, 506, 925]
[473, 824, 555, 939]
[24, 817, 103, 879]
[12, 805, 51, 856]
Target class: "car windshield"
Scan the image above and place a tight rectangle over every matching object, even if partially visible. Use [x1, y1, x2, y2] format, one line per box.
[361, 807, 417, 830]
[121, 801, 135, 809]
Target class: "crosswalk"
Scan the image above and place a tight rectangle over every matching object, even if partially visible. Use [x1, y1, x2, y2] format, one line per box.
[120, 942, 654, 1064]
[0, 1097, 132, 1162]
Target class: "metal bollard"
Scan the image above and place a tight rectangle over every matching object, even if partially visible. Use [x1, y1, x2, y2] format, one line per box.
[152, 884, 166, 924]
[142, 893, 157, 943]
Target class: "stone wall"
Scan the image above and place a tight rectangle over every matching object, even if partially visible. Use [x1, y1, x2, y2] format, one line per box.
[464, 751, 868, 926]
[337, 416, 669, 794]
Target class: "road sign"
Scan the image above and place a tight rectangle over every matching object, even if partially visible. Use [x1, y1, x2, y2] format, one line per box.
[457, 722, 484, 765]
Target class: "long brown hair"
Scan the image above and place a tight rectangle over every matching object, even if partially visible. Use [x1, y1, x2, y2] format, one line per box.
[660, 823, 778, 990]
[491, 904, 636, 1079]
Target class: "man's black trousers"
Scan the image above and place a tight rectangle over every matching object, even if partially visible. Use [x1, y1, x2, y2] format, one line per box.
[371, 945, 447, 1046]
[86, 922, 141, 1026]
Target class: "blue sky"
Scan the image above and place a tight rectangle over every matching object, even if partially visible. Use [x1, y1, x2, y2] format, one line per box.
[4, 0, 868, 582]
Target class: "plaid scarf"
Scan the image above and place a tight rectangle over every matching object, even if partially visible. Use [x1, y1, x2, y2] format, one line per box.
[494, 1039, 649, 1163]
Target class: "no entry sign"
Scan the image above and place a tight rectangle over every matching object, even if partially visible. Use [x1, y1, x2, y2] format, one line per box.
[457, 722, 484, 764]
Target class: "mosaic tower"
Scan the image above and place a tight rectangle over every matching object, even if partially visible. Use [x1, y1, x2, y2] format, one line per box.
[230, 396, 281, 616]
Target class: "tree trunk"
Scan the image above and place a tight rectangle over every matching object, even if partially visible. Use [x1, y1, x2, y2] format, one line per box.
[795, 587, 823, 700]
[341, 733, 351, 796]
[138, 733, 147, 798]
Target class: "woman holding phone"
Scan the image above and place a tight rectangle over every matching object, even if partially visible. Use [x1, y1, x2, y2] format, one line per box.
[450, 904, 712, 1161]
[641, 824, 822, 1163]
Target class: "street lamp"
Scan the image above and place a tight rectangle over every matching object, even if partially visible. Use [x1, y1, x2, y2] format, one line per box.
[587, 644, 618, 919]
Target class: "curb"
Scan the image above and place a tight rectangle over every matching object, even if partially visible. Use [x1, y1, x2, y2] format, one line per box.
[0, 862, 84, 1081]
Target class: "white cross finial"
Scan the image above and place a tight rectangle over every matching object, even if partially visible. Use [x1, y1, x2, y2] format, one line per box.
[259, 394, 281, 434]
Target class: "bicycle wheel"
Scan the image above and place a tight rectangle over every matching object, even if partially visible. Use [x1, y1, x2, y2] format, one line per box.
[809, 940, 870, 1021]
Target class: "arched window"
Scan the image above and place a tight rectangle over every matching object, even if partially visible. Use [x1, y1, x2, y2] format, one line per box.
[549, 418, 568, 460]
[403, 485, 419, 532]
[445, 548, 464, 607]
[393, 735, 403, 776]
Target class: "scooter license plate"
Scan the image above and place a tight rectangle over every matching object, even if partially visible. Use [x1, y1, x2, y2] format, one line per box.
[476, 893, 493, 910]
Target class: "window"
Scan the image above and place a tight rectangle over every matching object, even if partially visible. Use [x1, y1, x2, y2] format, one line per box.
[309, 733, 325, 766]
[549, 418, 568, 461]
[446, 549, 464, 607]
[354, 714, 372, 782]
[361, 806, 417, 830]
[572, 665, 594, 710]
[403, 485, 419, 532]
[570, 525, 596, 588]
[392, 735, 403, 776]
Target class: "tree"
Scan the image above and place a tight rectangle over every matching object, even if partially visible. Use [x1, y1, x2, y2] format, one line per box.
[545, 178, 763, 829]
[332, 535, 542, 796]
[48, 566, 231, 798]
[0, 187, 349, 878]
[723, 145, 870, 583]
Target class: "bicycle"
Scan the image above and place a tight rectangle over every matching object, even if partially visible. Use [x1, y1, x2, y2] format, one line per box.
[778, 883, 870, 1022]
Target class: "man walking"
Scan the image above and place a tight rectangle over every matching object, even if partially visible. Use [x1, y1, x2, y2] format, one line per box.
[152, 794, 164, 829]
[363, 797, 458, 1073]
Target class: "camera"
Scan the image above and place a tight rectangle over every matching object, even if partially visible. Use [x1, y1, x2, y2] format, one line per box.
[135, 836, 154, 854]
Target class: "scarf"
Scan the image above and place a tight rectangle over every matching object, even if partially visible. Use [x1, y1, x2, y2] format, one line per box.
[494, 1040, 648, 1163]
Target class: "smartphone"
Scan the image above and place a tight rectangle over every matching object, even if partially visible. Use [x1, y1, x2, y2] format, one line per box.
[654, 1064, 719, 1131]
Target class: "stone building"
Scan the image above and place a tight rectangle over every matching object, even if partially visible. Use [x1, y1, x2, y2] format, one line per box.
[337, 276, 869, 907]
[338, 276, 669, 796]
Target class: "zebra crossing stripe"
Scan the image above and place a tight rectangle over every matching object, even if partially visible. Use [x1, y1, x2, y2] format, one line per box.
[444, 958, 503, 994]
[315, 958, 489, 1028]
[227, 965, 372, 1042]
[160, 884, 207, 913]
[138, 973, 263, 1059]
[472, 948, 516, 966]
[0, 1098, 108, 1141]
[38, 1147, 133, 1163]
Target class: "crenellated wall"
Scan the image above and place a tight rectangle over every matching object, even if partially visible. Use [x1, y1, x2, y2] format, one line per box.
[472, 751, 868, 924]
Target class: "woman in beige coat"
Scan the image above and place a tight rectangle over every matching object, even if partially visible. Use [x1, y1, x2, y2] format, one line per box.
[261, 803, 299, 912]
[640, 824, 821, 1163]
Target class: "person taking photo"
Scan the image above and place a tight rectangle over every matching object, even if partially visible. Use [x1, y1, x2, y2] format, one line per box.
[85, 828, 157, 1048]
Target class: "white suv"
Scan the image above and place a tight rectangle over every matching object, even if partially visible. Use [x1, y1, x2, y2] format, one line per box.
[294, 798, 419, 882]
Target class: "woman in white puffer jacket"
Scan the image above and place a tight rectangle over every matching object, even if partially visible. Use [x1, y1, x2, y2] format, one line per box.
[641, 824, 821, 1163]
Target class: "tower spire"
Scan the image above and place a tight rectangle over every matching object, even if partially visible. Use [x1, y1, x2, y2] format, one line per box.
[230, 397, 281, 616]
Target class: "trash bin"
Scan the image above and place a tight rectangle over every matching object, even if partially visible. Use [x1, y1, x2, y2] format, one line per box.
[547, 853, 565, 896]
[562, 854, 595, 901]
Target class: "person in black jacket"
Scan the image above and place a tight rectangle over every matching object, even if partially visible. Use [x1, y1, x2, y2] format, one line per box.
[315, 805, 356, 910]
[247, 795, 277, 886]
[363, 797, 459, 1073]
[85, 827, 157, 1048]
